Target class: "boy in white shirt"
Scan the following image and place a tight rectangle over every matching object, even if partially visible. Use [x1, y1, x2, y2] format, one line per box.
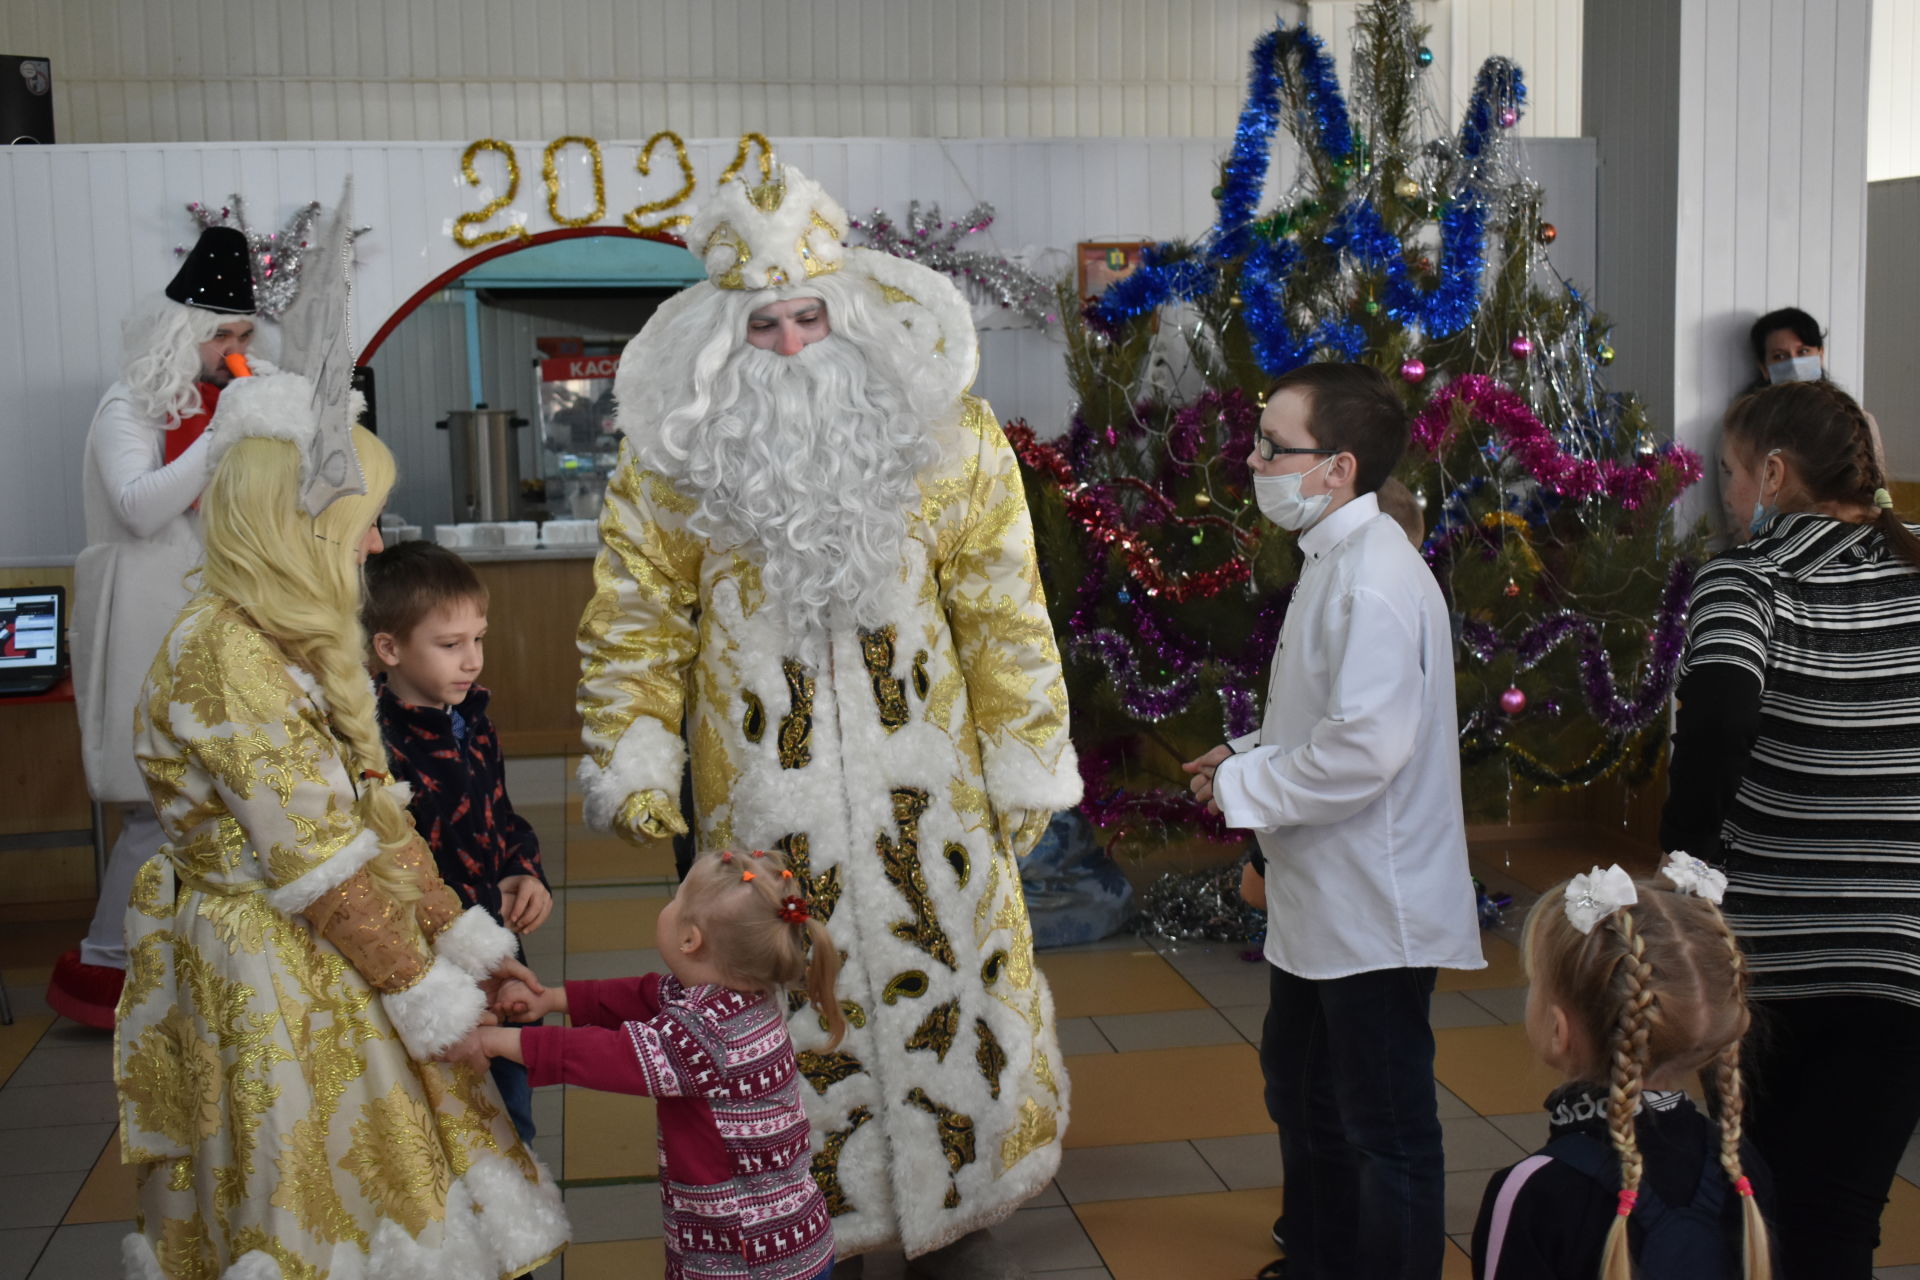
[1186, 363, 1483, 1280]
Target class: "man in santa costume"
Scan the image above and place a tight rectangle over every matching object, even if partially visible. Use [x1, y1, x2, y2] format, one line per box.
[48, 226, 266, 1027]
[577, 164, 1079, 1276]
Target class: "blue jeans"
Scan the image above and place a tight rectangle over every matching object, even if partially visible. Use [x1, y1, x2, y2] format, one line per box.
[1261, 963, 1444, 1280]
[492, 1022, 536, 1142]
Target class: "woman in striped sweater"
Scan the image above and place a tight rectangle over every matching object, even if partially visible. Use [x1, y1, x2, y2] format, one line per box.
[1661, 378, 1920, 1278]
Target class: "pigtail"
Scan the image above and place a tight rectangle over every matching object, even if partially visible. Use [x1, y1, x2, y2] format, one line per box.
[1599, 908, 1655, 1280]
[804, 917, 846, 1050]
[1710, 934, 1773, 1280]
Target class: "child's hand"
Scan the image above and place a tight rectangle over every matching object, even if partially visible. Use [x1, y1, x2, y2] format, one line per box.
[498, 875, 553, 934]
[493, 978, 562, 1023]
[438, 1026, 494, 1075]
[477, 1026, 525, 1065]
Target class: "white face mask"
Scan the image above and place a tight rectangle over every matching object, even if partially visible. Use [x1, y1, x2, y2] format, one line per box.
[1254, 456, 1335, 531]
[1766, 354, 1823, 384]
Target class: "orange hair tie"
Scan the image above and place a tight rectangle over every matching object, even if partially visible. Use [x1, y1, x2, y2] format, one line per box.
[359, 769, 389, 782]
[780, 869, 794, 880]
[741, 870, 756, 882]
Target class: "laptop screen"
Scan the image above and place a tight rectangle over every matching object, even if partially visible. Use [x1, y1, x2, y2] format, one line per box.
[0, 589, 62, 672]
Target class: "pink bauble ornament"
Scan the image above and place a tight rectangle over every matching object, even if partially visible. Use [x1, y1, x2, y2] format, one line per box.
[1509, 335, 1533, 358]
[1498, 107, 1519, 128]
[1500, 687, 1528, 716]
[1400, 358, 1427, 383]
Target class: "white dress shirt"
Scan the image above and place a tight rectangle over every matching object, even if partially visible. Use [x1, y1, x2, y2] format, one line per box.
[1213, 492, 1485, 980]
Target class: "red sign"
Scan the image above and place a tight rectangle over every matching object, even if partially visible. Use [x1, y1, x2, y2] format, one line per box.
[540, 355, 620, 382]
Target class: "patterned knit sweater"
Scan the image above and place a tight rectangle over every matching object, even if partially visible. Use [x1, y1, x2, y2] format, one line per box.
[521, 975, 833, 1279]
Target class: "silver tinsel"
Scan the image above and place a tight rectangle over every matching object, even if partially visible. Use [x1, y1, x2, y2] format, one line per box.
[176, 193, 370, 320]
[1131, 857, 1268, 944]
[849, 200, 1059, 328]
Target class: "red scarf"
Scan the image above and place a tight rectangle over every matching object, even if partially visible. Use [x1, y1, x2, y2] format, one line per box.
[163, 381, 222, 465]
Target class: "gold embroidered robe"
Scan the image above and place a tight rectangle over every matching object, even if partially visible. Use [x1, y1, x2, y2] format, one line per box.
[115, 600, 569, 1279]
[576, 395, 1080, 1257]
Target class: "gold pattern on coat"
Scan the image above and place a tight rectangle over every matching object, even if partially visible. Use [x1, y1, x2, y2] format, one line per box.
[859, 625, 912, 732]
[777, 659, 815, 770]
[876, 788, 957, 968]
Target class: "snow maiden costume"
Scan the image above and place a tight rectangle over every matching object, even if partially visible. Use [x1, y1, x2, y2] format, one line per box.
[576, 164, 1080, 1261]
[114, 371, 568, 1278]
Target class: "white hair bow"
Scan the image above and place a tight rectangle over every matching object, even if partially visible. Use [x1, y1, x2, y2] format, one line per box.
[1659, 851, 1727, 904]
[1564, 864, 1638, 935]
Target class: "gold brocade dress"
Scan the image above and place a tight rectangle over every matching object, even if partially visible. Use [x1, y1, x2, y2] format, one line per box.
[114, 599, 569, 1280]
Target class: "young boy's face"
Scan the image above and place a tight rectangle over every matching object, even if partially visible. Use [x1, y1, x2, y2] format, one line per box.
[373, 598, 487, 709]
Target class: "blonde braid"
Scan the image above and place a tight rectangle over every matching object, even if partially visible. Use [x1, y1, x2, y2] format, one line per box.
[1599, 907, 1656, 1280]
[1711, 932, 1773, 1280]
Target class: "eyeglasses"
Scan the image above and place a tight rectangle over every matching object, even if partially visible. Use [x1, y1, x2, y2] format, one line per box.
[1254, 437, 1338, 462]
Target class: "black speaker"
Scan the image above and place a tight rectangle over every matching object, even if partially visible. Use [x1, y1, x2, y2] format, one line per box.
[1, 56, 53, 145]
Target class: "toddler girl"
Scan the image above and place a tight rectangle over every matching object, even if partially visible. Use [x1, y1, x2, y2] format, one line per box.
[1472, 853, 1774, 1279]
[483, 848, 842, 1279]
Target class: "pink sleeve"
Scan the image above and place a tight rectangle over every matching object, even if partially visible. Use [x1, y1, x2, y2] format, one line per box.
[522, 1018, 688, 1096]
[564, 973, 663, 1028]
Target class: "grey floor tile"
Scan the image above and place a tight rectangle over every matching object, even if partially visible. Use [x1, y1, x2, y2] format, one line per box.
[1899, 1131, 1920, 1186]
[1444, 1168, 1495, 1236]
[1441, 1115, 1530, 1173]
[23, 1023, 107, 1051]
[1462, 986, 1530, 1025]
[1055, 1140, 1225, 1204]
[1192, 1132, 1284, 1191]
[1037, 1271, 1114, 1279]
[531, 1086, 564, 1135]
[997, 1206, 1104, 1272]
[4, 1044, 115, 1088]
[0, 1124, 113, 1177]
[1487, 1111, 1549, 1153]
[1025, 1180, 1065, 1208]
[1219, 1003, 1267, 1043]
[1178, 965, 1271, 1008]
[0, 985, 52, 1022]
[1055, 1017, 1113, 1056]
[526, 1254, 562, 1280]
[0, 1228, 50, 1280]
[0, 1171, 86, 1230]
[0, 1082, 121, 1130]
[1091, 1008, 1242, 1053]
[1428, 989, 1501, 1029]
[530, 1133, 564, 1178]
[26, 1221, 133, 1280]
[504, 756, 569, 805]
[561, 948, 664, 982]
[563, 1180, 663, 1242]
[1875, 1268, 1920, 1280]
[1435, 1084, 1474, 1120]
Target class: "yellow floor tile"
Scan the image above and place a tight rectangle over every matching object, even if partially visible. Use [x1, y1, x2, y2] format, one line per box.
[1443, 1239, 1473, 1278]
[0, 1014, 52, 1088]
[568, 896, 667, 952]
[1075, 1188, 1280, 1280]
[1038, 950, 1207, 1019]
[1469, 837, 1662, 895]
[564, 1238, 666, 1280]
[65, 1127, 138, 1224]
[1436, 934, 1526, 992]
[1432, 1023, 1565, 1116]
[564, 1087, 658, 1180]
[1877, 1176, 1920, 1267]
[1063, 1045, 1271, 1148]
[568, 833, 679, 884]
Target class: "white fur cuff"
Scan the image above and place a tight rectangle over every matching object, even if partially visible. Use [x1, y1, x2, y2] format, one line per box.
[383, 958, 485, 1061]
[266, 828, 383, 915]
[435, 906, 517, 979]
[578, 715, 686, 832]
[982, 740, 1083, 815]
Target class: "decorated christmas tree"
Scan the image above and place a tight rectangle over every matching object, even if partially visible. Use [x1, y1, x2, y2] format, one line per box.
[1010, 0, 1703, 854]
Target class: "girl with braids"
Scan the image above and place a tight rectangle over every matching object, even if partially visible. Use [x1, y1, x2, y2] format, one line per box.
[116, 373, 569, 1277]
[1662, 377, 1920, 1275]
[483, 847, 842, 1279]
[1471, 857, 1775, 1279]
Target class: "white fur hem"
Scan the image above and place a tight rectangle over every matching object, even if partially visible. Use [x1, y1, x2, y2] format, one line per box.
[207, 372, 321, 467]
[120, 1151, 568, 1279]
[265, 828, 382, 915]
[434, 906, 516, 979]
[579, 715, 685, 832]
[382, 958, 485, 1061]
[982, 740, 1083, 815]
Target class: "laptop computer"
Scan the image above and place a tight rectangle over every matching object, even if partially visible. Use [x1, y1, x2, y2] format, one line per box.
[0, 585, 67, 696]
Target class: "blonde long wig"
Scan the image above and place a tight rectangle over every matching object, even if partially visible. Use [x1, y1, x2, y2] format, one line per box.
[198, 424, 421, 902]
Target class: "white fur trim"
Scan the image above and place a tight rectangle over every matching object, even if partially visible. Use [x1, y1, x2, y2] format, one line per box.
[387, 779, 413, 805]
[119, 1152, 566, 1280]
[265, 827, 382, 915]
[206, 372, 320, 467]
[578, 715, 686, 832]
[381, 958, 485, 1060]
[982, 740, 1084, 815]
[433, 906, 516, 979]
[851, 248, 980, 405]
[689, 162, 850, 291]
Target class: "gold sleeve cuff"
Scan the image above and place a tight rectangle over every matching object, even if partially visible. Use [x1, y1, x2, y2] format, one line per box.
[302, 867, 433, 994]
[392, 835, 464, 942]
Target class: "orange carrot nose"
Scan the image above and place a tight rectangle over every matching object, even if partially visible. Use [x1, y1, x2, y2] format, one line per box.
[224, 353, 253, 378]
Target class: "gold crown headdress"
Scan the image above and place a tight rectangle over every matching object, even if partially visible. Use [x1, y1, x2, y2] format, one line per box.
[689, 163, 849, 291]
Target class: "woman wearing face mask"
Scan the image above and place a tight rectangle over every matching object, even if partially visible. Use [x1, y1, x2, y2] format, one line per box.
[1732, 308, 1884, 530]
[1661, 378, 1920, 1278]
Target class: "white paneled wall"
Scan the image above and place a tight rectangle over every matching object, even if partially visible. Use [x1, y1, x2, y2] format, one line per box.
[8, 0, 1585, 144]
[1870, 0, 1920, 180]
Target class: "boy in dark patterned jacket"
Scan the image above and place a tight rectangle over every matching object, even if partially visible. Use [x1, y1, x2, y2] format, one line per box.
[364, 540, 551, 1140]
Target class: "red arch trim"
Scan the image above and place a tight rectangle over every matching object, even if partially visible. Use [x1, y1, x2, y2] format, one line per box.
[357, 226, 690, 365]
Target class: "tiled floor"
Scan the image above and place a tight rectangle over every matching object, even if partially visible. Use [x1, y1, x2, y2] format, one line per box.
[4, 759, 1918, 1279]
